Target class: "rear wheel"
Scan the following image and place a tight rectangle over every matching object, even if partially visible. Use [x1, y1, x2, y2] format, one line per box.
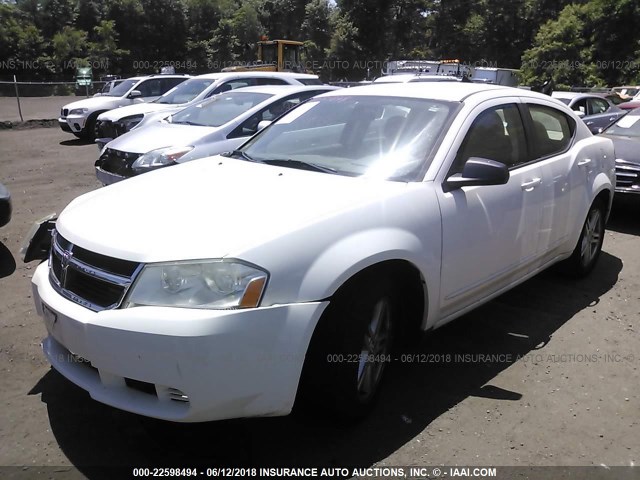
[298, 279, 397, 420]
[561, 199, 606, 276]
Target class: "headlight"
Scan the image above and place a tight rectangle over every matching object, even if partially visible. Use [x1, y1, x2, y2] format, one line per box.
[124, 260, 268, 309]
[119, 114, 144, 132]
[131, 146, 194, 173]
[69, 108, 89, 115]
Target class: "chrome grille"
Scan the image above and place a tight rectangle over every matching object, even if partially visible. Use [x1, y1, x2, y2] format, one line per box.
[96, 120, 127, 139]
[49, 231, 142, 311]
[615, 160, 640, 193]
[98, 148, 141, 178]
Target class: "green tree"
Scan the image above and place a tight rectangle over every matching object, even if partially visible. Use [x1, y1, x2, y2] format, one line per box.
[185, 0, 223, 72]
[327, 9, 361, 80]
[88, 20, 130, 74]
[76, 0, 104, 35]
[105, 0, 145, 71]
[259, 0, 307, 40]
[52, 26, 88, 75]
[521, 3, 600, 88]
[302, 0, 333, 74]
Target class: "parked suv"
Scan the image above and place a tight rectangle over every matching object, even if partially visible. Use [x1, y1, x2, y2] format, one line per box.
[58, 74, 189, 140]
[94, 72, 323, 146]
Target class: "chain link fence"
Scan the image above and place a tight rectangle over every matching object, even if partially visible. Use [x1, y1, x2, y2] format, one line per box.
[0, 79, 111, 123]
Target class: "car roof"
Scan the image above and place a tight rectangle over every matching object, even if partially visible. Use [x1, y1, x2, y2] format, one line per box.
[124, 75, 188, 82]
[550, 91, 602, 100]
[373, 74, 427, 83]
[318, 82, 517, 102]
[214, 84, 337, 97]
[190, 72, 319, 80]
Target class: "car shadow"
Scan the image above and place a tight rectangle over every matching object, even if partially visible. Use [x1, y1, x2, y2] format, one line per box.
[0, 241, 16, 278]
[607, 197, 640, 236]
[29, 252, 622, 477]
[60, 138, 94, 147]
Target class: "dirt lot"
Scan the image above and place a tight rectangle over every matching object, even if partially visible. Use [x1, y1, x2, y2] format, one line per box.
[0, 126, 639, 477]
[0, 96, 79, 123]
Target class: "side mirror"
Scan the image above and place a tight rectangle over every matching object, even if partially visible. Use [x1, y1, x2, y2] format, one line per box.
[257, 120, 272, 131]
[128, 90, 142, 99]
[445, 158, 509, 191]
[575, 110, 586, 118]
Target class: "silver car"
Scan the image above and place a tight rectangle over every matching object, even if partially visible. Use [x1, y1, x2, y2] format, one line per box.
[95, 85, 338, 184]
[94, 71, 323, 146]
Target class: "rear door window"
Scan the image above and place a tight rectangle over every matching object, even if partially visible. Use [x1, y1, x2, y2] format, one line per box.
[526, 104, 575, 159]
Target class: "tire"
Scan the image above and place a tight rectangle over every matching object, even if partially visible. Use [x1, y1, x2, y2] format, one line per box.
[297, 278, 397, 420]
[560, 199, 606, 277]
[83, 115, 97, 142]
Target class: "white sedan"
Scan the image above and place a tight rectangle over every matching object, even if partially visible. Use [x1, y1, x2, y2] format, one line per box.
[30, 83, 615, 422]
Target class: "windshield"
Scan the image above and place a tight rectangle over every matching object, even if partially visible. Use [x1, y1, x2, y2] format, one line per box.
[605, 112, 640, 137]
[241, 95, 458, 181]
[261, 44, 277, 64]
[156, 78, 215, 104]
[556, 98, 571, 105]
[101, 79, 124, 93]
[105, 79, 138, 97]
[170, 91, 272, 127]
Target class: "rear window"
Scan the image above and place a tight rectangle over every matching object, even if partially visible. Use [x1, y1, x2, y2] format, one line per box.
[528, 104, 575, 158]
[297, 78, 323, 86]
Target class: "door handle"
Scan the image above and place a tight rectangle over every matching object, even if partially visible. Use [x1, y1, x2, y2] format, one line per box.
[578, 158, 592, 167]
[521, 178, 541, 191]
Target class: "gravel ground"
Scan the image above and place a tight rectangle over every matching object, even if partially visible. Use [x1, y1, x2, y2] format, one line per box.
[0, 126, 638, 478]
[0, 96, 79, 123]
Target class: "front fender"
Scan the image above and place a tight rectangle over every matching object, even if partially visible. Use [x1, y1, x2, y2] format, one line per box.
[297, 227, 440, 329]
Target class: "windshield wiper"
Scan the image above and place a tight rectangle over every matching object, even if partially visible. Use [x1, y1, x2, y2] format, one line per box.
[172, 120, 204, 126]
[261, 158, 338, 174]
[225, 150, 256, 162]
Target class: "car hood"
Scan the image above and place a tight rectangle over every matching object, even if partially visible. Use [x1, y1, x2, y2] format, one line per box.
[105, 122, 219, 154]
[63, 96, 123, 111]
[602, 134, 640, 164]
[57, 157, 409, 263]
[98, 102, 178, 121]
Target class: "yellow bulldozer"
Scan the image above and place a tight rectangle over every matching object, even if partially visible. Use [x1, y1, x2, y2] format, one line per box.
[222, 39, 306, 73]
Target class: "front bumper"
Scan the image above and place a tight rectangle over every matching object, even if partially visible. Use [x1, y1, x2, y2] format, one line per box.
[58, 117, 72, 133]
[32, 262, 327, 422]
[95, 164, 126, 185]
[64, 114, 88, 133]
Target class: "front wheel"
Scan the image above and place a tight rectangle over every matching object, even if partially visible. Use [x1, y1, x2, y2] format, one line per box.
[560, 199, 606, 276]
[297, 279, 397, 420]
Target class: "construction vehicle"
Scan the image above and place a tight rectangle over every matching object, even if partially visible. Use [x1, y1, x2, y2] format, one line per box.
[222, 39, 306, 73]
